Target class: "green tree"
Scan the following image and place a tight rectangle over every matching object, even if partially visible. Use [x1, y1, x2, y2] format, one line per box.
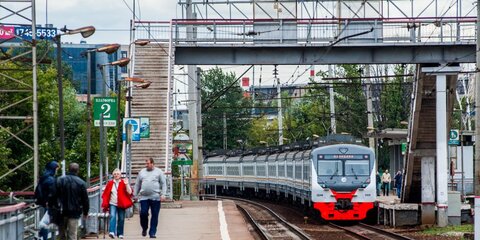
[201, 67, 252, 151]
[0, 41, 109, 190]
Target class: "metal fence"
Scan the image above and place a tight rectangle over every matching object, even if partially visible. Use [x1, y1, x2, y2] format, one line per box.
[0, 202, 27, 240]
[135, 17, 476, 45]
[171, 178, 217, 200]
[0, 183, 107, 239]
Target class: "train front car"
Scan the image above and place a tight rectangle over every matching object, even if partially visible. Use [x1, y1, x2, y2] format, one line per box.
[311, 144, 376, 221]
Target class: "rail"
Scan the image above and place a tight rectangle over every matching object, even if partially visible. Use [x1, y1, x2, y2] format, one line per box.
[329, 222, 413, 240]
[134, 17, 476, 45]
[219, 196, 312, 240]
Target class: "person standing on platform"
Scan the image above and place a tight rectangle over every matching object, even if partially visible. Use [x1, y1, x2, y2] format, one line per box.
[54, 163, 89, 240]
[102, 168, 133, 239]
[134, 157, 167, 239]
[394, 170, 403, 198]
[381, 169, 391, 196]
[376, 171, 381, 197]
[36, 161, 60, 240]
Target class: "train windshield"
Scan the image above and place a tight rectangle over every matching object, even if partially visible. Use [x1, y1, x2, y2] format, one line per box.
[345, 160, 370, 176]
[317, 160, 343, 176]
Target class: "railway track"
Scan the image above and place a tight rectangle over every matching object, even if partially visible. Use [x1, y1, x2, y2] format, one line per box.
[329, 222, 414, 240]
[218, 196, 312, 240]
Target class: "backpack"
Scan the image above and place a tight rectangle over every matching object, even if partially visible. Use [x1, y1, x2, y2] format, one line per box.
[34, 180, 46, 206]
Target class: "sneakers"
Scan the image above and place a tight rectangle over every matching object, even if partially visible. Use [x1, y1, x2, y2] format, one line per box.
[108, 232, 115, 239]
[118, 235, 124, 239]
[150, 236, 156, 239]
[142, 230, 147, 237]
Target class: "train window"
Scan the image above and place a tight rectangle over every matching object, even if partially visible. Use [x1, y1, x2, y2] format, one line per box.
[345, 160, 370, 176]
[257, 165, 266, 176]
[317, 160, 342, 176]
[226, 166, 240, 176]
[243, 165, 255, 176]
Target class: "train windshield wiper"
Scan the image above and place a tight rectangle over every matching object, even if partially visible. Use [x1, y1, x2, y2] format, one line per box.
[351, 167, 358, 179]
[330, 167, 338, 180]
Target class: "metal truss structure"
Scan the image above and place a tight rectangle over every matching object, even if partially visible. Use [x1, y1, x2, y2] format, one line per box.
[177, 0, 476, 20]
[0, 0, 38, 189]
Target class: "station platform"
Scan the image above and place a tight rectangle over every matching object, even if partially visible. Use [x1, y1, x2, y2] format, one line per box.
[84, 200, 253, 240]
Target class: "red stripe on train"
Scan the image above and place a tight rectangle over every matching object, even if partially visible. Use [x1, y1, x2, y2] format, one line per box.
[313, 190, 374, 221]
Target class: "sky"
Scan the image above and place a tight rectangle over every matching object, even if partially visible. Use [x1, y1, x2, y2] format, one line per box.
[35, 0, 177, 44]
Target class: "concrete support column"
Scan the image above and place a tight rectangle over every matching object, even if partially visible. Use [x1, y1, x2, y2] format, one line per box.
[421, 156, 435, 225]
[422, 66, 460, 227]
[435, 73, 448, 227]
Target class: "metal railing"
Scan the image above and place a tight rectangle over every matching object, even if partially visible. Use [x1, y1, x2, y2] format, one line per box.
[134, 17, 476, 45]
[171, 178, 217, 200]
[0, 202, 27, 240]
[0, 183, 106, 239]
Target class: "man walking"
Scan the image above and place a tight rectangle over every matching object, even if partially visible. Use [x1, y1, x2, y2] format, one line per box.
[53, 163, 89, 240]
[134, 157, 167, 239]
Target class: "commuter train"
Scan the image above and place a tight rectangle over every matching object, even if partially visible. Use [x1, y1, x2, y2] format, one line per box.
[203, 135, 376, 221]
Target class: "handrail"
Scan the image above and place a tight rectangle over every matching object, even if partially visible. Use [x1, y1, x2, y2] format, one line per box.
[0, 202, 26, 213]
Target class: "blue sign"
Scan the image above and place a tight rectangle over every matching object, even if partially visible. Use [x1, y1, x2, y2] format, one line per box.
[122, 118, 140, 142]
[15, 26, 58, 40]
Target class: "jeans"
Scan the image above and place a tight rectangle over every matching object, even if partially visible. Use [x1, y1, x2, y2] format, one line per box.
[382, 182, 390, 196]
[58, 217, 79, 240]
[396, 186, 401, 198]
[109, 205, 126, 236]
[39, 207, 49, 240]
[140, 199, 161, 237]
[376, 183, 381, 196]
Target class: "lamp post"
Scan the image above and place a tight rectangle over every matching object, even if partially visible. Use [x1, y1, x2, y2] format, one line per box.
[98, 57, 130, 185]
[120, 77, 151, 183]
[55, 25, 95, 176]
[84, 43, 121, 187]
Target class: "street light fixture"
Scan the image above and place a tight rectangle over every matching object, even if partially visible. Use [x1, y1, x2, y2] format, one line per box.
[120, 76, 151, 184]
[85, 43, 121, 187]
[56, 25, 95, 176]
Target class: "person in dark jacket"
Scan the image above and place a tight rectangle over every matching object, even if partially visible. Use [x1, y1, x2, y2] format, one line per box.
[394, 170, 403, 198]
[53, 163, 89, 240]
[38, 161, 59, 240]
[376, 171, 381, 197]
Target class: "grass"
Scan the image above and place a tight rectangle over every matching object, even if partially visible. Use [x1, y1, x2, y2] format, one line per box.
[422, 224, 473, 235]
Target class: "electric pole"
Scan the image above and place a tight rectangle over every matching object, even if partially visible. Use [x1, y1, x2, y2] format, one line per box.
[474, 0, 480, 237]
[274, 65, 283, 145]
[328, 65, 336, 134]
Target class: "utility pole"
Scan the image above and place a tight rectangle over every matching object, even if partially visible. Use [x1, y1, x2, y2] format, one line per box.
[223, 112, 227, 149]
[186, 0, 203, 196]
[274, 65, 283, 145]
[365, 65, 375, 151]
[474, 0, 480, 237]
[328, 65, 336, 134]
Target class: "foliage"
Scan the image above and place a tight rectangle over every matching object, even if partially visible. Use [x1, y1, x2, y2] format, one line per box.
[0, 41, 122, 191]
[422, 224, 472, 235]
[201, 67, 252, 151]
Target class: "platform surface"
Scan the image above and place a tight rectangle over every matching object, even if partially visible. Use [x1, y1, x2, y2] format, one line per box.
[84, 200, 254, 240]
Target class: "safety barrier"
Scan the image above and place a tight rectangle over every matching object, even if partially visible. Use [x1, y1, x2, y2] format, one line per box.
[171, 178, 217, 200]
[0, 202, 27, 240]
[135, 17, 476, 45]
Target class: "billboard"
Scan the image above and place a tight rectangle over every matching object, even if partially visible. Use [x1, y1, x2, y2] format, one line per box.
[140, 117, 150, 138]
[172, 140, 193, 166]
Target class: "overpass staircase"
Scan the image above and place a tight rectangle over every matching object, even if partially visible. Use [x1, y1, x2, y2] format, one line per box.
[130, 43, 173, 187]
[402, 64, 457, 203]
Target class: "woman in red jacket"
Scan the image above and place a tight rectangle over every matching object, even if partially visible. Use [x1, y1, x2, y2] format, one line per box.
[102, 168, 133, 239]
